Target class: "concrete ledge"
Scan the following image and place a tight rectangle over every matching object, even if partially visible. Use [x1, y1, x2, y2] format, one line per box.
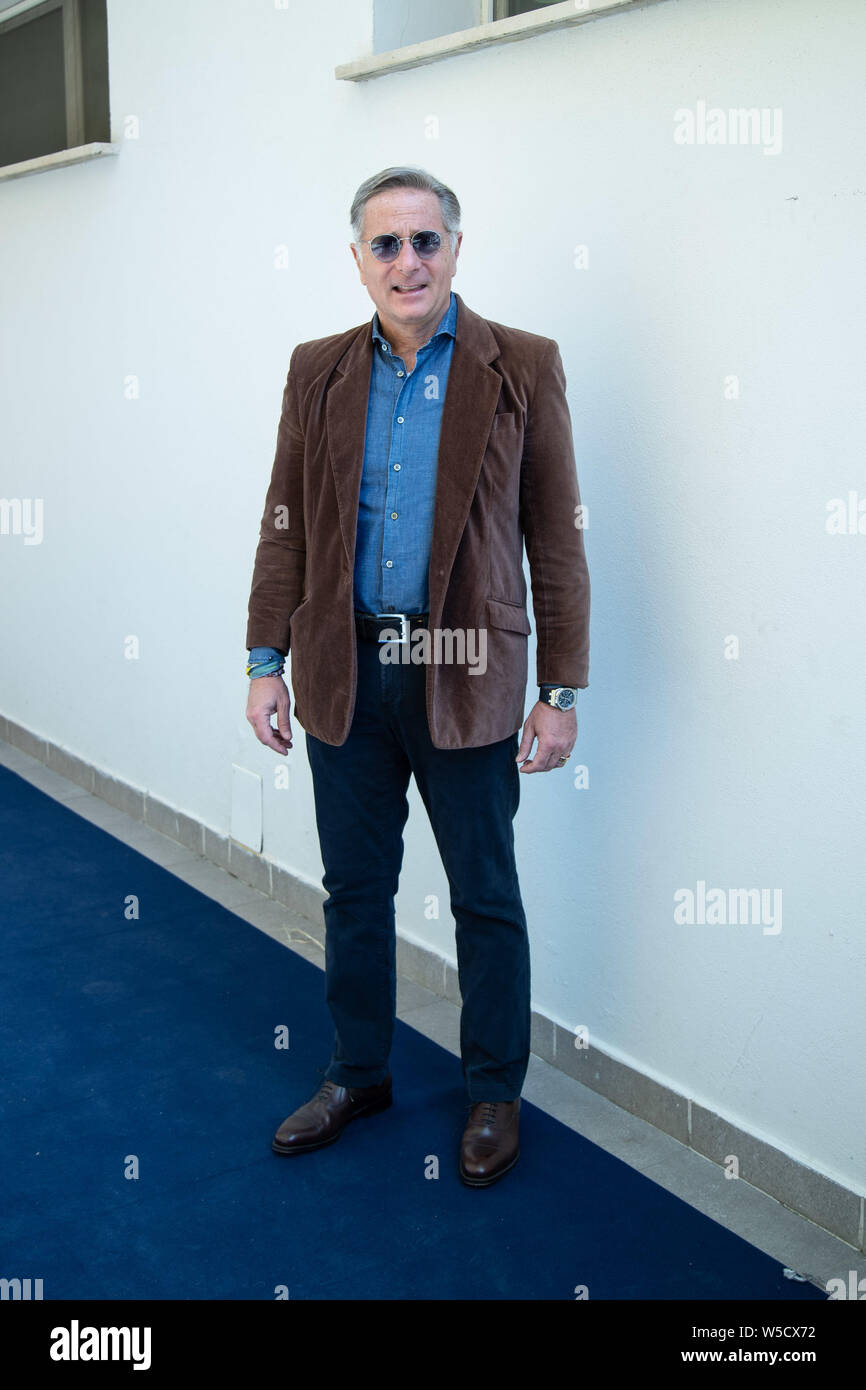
[270, 862, 327, 933]
[555, 1023, 691, 1145]
[46, 740, 96, 793]
[203, 825, 231, 872]
[92, 767, 142, 818]
[1, 709, 863, 1251]
[0, 142, 120, 184]
[690, 1103, 862, 1250]
[335, 0, 672, 82]
[227, 838, 272, 897]
[396, 933, 447, 997]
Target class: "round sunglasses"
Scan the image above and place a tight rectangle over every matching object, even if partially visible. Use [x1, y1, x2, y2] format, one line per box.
[356, 230, 450, 263]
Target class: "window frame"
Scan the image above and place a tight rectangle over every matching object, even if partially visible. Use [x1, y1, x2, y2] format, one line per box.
[1, 0, 91, 167]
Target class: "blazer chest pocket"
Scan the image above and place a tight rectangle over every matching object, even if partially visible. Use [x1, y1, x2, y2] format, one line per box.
[486, 597, 532, 635]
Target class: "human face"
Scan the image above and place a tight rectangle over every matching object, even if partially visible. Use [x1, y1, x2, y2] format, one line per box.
[350, 188, 461, 344]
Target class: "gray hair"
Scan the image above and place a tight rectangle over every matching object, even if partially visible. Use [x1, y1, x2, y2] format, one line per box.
[350, 166, 461, 249]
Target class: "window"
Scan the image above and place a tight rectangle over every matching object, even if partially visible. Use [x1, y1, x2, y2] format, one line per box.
[0, 0, 109, 170]
[363, 2, 631, 70]
[492, 0, 568, 15]
[373, 1, 482, 54]
[345, 1, 665, 80]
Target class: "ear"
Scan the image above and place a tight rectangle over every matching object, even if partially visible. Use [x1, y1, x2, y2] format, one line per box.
[350, 242, 366, 284]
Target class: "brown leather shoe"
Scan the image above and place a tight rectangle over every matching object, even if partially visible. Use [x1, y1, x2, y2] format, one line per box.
[272, 1074, 392, 1155]
[459, 1098, 520, 1186]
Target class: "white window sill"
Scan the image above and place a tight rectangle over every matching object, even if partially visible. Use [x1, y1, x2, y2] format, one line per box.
[0, 142, 120, 184]
[335, 0, 670, 82]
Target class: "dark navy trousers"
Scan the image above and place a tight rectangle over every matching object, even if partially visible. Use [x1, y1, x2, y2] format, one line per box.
[304, 632, 531, 1102]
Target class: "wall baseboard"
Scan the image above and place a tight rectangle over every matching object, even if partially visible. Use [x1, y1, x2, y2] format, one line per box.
[2, 710, 862, 1254]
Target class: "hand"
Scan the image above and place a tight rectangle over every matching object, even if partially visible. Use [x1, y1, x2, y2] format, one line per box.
[246, 674, 293, 755]
[515, 701, 576, 773]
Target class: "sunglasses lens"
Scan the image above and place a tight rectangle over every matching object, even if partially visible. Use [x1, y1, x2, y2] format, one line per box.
[413, 231, 442, 257]
[370, 235, 400, 261]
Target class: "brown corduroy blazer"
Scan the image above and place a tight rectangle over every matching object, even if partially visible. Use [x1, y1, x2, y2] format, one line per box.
[245, 292, 589, 749]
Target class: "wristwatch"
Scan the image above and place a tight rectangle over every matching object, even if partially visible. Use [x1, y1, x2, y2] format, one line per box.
[539, 684, 578, 711]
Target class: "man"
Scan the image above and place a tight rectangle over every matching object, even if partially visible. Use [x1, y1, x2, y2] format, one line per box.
[245, 166, 589, 1187]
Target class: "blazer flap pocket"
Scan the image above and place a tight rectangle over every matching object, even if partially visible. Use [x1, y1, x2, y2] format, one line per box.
[486, 597, 532, 635]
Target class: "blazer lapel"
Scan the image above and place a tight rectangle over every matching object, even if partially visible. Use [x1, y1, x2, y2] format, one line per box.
[325, 291, 502, 623]
[427, 294, 501, 627]
[326, 323, 375, 582]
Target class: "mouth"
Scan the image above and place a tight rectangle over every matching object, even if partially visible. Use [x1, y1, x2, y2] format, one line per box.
[392, 283, 428, 296]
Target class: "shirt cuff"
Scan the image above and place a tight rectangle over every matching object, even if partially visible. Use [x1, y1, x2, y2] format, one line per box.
[249, 647, 286, 661]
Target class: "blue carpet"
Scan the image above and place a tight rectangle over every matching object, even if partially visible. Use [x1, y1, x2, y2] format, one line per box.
[0, 761, 826, 1300]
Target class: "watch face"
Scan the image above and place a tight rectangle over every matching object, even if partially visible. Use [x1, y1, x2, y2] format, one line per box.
[556, 689, 576, 710]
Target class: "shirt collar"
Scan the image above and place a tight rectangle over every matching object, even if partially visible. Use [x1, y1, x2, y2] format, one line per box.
[371, 290, 457, 352]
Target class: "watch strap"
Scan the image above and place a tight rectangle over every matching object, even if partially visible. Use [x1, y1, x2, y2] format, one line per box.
[539, 683, 578, 709]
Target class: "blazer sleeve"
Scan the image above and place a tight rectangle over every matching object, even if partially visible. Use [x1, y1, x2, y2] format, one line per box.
[518, 338, 590, 689]
[244, 346, 306, 654]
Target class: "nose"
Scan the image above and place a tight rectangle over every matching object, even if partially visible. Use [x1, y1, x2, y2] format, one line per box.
[394, 237, 423, 271]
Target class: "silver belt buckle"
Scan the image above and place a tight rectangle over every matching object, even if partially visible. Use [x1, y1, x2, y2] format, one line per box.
[376, 611, 409, 643]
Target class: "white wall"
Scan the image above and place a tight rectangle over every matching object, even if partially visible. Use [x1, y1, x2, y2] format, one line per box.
[1, 0, 864, 1194]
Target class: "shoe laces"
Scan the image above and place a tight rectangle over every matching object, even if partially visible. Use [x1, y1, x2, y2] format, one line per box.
[314, 1079, 339, 1103]
[480, 1101, 498, 1125]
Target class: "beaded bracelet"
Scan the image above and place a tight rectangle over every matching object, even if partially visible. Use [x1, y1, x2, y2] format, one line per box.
[246, 657, 285, 678]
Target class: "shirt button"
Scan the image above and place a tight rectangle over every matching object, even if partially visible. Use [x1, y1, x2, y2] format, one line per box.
[396, 370, 404, 377]
[381, 344, 389, 352]
[385, 560, 393, 567]
[390, 512, 398, 519]
[393, 463, 401, 471]
[396, 416, 404, 424]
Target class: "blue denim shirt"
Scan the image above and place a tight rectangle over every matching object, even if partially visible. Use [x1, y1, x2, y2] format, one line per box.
[249, 291, 457, 671]
[354, 289, 457, 615]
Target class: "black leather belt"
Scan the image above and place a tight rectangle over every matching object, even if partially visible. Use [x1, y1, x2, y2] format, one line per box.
[354, 611, 429, 643]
